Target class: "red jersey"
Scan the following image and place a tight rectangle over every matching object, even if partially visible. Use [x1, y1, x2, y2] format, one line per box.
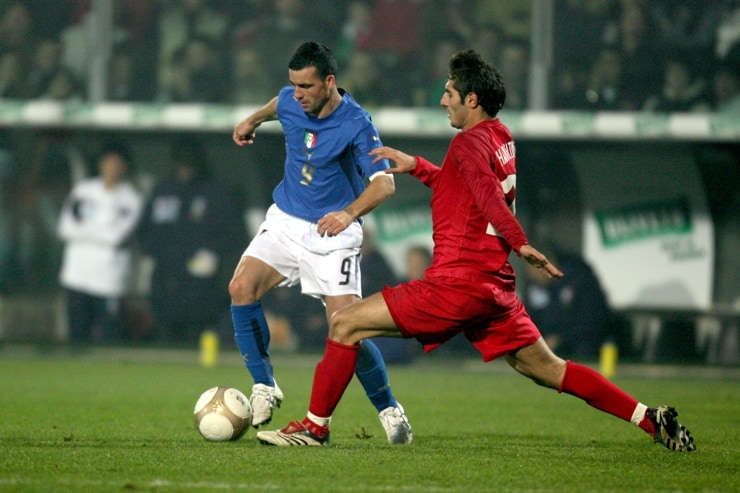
[410, 118, 528, 287]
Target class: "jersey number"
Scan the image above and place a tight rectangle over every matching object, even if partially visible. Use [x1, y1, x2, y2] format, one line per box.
[300, 163, 315, 185]
[339, 257, 352, 285]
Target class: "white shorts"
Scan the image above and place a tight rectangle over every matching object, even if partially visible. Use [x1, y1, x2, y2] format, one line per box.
[244, 204, 363, 299]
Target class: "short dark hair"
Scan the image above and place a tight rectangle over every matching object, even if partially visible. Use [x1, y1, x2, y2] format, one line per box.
[288, 42, 337, 79]
[94, 140, 133, 176]
[99, 140, 132, 165]
[448, 49, 506, 116]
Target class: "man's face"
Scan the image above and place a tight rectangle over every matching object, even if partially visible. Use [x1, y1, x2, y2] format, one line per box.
[99, 153, 127, 185]
[289, 66, 333, 117]
[440, 79, 468, 130]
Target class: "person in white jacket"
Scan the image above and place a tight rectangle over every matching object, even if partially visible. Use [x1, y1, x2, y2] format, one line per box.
[57, 142, 143, 346]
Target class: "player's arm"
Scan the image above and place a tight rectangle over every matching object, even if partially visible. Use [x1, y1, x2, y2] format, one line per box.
[456, 148, 563, 279]
[232, 96, 278, 146]
[57, 188, 84, 241]
[370, 147, 440, 188]
[317, 173, 394, 237]
[468, 168, 562, 279]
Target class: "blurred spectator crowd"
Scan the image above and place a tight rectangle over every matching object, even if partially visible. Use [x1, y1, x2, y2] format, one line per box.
[0, 0, 736, 112]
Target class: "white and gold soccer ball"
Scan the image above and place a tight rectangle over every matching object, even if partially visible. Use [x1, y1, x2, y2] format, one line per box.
[194, 386, 252, 441]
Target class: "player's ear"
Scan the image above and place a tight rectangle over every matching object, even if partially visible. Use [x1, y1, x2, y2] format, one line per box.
[466, 92, 479, 108]
[325, 74, 336, 89]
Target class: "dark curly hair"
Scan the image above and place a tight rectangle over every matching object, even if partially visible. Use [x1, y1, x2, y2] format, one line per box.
[448, 49, 506, 116]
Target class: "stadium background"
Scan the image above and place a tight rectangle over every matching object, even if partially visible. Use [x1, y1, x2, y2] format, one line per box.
[0, 0, 736, 365]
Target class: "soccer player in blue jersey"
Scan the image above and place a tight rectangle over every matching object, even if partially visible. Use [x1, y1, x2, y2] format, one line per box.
[229, 41, 412, 444]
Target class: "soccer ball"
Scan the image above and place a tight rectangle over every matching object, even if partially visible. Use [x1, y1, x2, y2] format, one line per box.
[194, 386, 252, 441]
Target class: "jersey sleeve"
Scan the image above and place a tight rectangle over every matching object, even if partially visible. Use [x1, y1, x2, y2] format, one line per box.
[454, 134, 529, 253]
[410, 156, 441, 189]
[352, 118, 390, 178]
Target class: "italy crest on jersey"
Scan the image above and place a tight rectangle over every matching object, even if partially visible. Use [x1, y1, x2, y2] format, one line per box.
[304, 131, 317, 149]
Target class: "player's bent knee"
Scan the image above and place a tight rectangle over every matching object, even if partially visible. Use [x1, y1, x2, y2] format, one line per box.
[228, 277, 258, 305]
[528, 360, 567, 390]
[227, 277, 243, 300]
[328, 311, 360, 344]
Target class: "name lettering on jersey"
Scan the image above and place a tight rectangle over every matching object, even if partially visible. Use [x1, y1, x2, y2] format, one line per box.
[494, 141, 516, 167]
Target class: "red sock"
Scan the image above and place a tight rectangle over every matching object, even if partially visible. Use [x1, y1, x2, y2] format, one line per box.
[559, 360, 638, 422]
[307, 338, 360, 419]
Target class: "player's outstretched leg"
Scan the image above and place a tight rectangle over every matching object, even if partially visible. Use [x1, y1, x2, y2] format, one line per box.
[558, 360, 696, 451]
[355, 339, 413, 444]
[232, 302, 281, 427]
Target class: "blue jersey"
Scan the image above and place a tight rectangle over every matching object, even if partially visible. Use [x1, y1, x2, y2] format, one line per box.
[272, 86, 390, 223]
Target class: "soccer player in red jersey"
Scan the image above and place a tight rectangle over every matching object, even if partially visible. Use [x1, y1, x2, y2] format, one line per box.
[256, 49, 695, 451]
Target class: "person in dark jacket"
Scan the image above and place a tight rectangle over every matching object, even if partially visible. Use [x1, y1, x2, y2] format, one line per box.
[523, 244, 613, 360]
[138, 137, 245, 344]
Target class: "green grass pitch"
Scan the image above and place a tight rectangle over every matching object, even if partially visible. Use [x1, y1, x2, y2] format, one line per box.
[0, 346, 737, 492]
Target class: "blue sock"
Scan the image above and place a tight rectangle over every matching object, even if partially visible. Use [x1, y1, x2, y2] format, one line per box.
[232, 302, 274, 386]
[355, 339, 397, 412]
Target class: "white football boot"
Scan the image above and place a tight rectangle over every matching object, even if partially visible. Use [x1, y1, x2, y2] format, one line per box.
[249, 380, 284, 428]
[378, 403, 413, 445]
[257, 420, 329, 447]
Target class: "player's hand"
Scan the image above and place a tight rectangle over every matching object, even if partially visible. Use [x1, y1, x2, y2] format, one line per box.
[370, 146, 416, 174]
[317, 209, 353, 237]
[519, 244, 564, 279]
[233, 120, 257, 146]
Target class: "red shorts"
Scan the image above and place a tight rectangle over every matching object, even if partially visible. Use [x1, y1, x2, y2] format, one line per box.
[382, 276, 541, 362]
